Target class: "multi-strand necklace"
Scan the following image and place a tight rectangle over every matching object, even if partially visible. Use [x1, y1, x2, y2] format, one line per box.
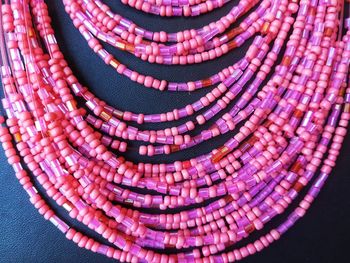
[0, 0, 349, 262]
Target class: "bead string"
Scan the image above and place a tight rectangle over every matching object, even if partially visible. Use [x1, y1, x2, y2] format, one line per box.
[120, 0, 233, 17]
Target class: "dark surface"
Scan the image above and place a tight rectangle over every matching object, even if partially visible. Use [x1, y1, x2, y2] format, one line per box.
[0, 1, 350, 262]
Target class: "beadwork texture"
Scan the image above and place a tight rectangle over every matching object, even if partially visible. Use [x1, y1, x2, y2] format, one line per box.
[0, 0, 349, 262]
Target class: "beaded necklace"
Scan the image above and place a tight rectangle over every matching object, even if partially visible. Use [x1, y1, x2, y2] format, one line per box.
[0, 0, 349, 262]
[120, 0, 233, 17]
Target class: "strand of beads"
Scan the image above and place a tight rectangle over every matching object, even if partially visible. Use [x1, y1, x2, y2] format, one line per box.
[0, 0, 349, 262]
[120, 0, 232, 17]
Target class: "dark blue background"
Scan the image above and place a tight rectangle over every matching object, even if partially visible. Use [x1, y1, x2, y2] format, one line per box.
[0, 1, 349, 262]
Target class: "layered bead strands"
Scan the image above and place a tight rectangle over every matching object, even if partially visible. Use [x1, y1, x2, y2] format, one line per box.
[0, 0, 350, 262]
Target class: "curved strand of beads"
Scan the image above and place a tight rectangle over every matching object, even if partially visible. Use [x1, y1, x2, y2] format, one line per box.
[120, 0, 233, 17]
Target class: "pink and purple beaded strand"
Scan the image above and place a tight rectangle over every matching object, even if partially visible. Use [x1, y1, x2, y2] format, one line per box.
[120, 0, 233, 17]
